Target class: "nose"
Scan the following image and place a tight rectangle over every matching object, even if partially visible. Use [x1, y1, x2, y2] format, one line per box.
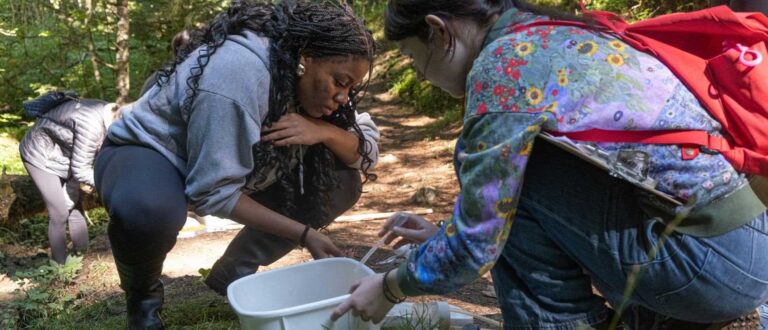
[333, 92, 349, 105]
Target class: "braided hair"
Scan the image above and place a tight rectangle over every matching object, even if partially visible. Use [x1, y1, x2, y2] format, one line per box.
[156, 0, 376, 228]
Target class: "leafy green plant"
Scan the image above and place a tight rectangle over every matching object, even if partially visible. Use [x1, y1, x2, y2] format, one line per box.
[85, 207, 110, 238]
[16, 215, 50, 247]
[4, 256, 83, 327]
[0, 115, 27, 175]
[0, 226, 19, 245]
[383, 304, 441, 330]
[389, 67, 463, 118]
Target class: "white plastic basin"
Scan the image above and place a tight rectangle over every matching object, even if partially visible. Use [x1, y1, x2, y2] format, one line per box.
[227, 257, 380, 330]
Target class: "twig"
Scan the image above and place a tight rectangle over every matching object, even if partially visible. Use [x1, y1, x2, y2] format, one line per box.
[334, 208, 434, 222]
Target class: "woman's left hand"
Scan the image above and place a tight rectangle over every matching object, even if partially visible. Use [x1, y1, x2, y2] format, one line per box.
[330, 273, 394, 324]
[261, 113, 329, 146]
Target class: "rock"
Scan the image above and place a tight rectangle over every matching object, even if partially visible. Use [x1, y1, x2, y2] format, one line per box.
[379, 154, 399, 165]
[408, 186, 438, 205]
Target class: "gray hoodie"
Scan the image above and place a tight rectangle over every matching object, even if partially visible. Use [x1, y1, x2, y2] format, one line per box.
[108, 31, 379, 218]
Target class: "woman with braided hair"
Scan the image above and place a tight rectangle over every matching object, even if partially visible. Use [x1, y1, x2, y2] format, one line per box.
[93, 0, 378, 328]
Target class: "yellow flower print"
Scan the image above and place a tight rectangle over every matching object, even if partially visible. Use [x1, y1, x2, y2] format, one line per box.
[479, 262, 495, 275]
[609, 40, 625, 52]
[607, 53, 625, 67]
[504, 218, 513, 234]
[495, 198, 516, 220]
[519, 141, 533, 155]
[496, 218, 514, 244]
[526, 87, 544, 105]
[557, 69, 569, 86]
[544, 101, 558, 113]
[515, 42, 535, 57]
[445, 222, 456, 237]
[577, 40, 598, 57]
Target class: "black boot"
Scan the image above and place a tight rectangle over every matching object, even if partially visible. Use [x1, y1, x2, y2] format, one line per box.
[115, 260, 165, 330]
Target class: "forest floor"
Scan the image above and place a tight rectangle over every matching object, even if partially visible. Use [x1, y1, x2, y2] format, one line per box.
[0, 54, 502, 328]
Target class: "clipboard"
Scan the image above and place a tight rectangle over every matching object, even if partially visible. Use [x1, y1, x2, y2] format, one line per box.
[538, 132, 684, 206]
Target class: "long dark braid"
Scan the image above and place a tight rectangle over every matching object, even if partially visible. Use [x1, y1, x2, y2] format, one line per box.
[157, 0, 376, 228]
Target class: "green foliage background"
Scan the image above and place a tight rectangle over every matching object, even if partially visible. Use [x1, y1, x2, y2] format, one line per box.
[0, 0, 227, 114]
[0, 0, 711, 118]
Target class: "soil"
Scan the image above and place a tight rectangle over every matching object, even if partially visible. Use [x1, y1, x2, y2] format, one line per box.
[0, 57, 502, 326]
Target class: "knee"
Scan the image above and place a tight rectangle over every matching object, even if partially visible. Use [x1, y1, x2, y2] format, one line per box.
[47, 208, 70, 224]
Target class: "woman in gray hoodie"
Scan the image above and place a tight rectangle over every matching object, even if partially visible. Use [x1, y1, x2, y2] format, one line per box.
[19, 93, 118, 264]
[94, 0, 378, 328]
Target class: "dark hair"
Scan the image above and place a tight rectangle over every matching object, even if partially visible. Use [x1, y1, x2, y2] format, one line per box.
[385, 0, 583, 45]
[157, 0, 376, 228]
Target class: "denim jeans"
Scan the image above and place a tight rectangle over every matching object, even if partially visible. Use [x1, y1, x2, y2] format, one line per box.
[491, 140, 768, 329]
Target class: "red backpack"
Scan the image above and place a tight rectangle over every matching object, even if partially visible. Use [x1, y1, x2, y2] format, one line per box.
[519, 5, 768, 176]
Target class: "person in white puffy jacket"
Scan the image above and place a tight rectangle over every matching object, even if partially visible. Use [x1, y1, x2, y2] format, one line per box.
[19, 93, 119, 264]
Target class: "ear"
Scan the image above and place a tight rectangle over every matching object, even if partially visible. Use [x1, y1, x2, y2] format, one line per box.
[299, 55, 308, 66]
[425, 14, 452, 51]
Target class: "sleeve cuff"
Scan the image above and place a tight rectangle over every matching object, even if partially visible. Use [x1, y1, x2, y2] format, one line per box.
[192, 190, 243, 218]
[219, 190, 242, 219]
[396, 262, 428, 297]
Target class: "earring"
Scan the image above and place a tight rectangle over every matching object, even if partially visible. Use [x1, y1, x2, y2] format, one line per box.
[296, 63, 306, 77]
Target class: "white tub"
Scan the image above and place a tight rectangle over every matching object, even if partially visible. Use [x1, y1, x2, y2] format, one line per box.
[227, 257, 380, 330]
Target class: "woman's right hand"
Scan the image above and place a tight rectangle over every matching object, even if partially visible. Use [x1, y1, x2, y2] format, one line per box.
[379, 212, 440, 248]
[304, 229, 343, 259]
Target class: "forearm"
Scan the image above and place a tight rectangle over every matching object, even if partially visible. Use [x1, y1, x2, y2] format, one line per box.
[385, 267, 406, 299]
[319, 121, 361, 165]
[228, 194, 306, 242]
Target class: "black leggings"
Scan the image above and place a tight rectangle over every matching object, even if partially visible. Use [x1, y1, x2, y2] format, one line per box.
[94, 143, 187, 267]
[94, 141, 361, 267]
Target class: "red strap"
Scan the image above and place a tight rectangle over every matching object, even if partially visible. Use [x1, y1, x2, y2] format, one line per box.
[548, 129, 734, 151]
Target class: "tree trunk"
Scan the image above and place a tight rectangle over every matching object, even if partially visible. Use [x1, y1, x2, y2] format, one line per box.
[0, 173, 101, 229]
[115, 0, 130, 104]
[85, 0, 104, 98]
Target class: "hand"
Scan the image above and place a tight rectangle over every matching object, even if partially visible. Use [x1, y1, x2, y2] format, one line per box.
[80, 184, 95, 194]
[379, 212, 439, 248]
[304, 229, 343, 259]
[331, 273, 394, 324]
[261, 113, 329, 146]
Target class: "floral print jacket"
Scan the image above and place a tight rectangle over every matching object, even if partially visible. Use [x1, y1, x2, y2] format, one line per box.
[396, 8, 747, 296]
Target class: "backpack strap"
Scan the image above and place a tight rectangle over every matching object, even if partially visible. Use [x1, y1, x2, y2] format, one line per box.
[548, 129, 734, 160]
